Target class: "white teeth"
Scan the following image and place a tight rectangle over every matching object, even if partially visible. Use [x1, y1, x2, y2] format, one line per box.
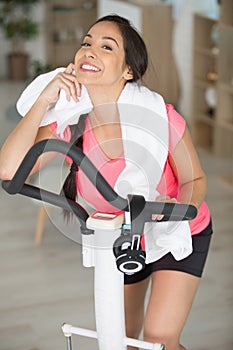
[82, 64, 99, 71]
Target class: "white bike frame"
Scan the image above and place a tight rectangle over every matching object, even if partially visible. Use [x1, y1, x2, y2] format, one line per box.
[61, 211, 164, 350]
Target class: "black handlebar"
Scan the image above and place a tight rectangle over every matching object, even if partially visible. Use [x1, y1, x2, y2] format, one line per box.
[2, 139, 128, 210]
[1, 139, 197, 226]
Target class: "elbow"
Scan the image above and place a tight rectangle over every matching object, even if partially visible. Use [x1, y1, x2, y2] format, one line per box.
[0, 152, 13, 180]
[194, 174, 208, 196]
[0, 165, 15, 181]
[198, 172, 208, 196]
[0, 154, 20, 180]
[180, 172, 207, 189]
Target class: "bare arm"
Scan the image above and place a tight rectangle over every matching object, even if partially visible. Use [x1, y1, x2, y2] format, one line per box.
[0, 98, 55, 180]
[169, 126, 207, 210]
[0, 63, 80, 180]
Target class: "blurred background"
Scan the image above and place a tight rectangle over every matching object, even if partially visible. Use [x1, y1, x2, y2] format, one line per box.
[0, 1, 232, 349]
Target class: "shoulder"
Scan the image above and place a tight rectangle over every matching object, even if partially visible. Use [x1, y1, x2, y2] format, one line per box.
[165, 104, 186, 153]
[121, 83, 167, 118]
[166, 104, 186, 128]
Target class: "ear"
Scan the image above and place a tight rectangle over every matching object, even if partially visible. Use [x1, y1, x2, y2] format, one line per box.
[124, 66, 134, 81]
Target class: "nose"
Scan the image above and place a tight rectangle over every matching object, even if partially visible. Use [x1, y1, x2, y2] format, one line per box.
[85, 47, 96, 59]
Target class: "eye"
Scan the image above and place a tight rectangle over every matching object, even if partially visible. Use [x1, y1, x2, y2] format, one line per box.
[102, 45, 112, 51]
[81, 42, 91, 47]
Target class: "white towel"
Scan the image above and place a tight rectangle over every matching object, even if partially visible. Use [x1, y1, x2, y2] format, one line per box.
[144, 221, 192, 263]
[16, 67, 193, 262]
[16, 67, 93, 133]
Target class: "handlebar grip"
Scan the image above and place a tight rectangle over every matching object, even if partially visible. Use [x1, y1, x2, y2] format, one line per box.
[128, 194, 197, 222]
[144, 201, 198, 221]
[128, 194, 197, 238]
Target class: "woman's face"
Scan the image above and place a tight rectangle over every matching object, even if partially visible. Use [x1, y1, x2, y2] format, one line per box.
[74, 21, 132, 90]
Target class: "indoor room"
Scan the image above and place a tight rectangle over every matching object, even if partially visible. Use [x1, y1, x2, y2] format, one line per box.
[0, 1, 232, 349]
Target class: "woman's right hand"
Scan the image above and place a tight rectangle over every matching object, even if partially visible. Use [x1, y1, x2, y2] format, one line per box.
[39, 63, 81, 105]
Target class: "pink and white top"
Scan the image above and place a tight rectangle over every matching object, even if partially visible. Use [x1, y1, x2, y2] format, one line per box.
[51, 104, 210, 236]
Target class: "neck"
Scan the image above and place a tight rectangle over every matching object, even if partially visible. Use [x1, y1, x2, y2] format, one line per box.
[85, 82, 126, 107]
[89, 103, 119, 126]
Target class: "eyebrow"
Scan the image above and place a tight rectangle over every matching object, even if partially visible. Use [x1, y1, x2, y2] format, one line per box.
[84, 33, 119, 47]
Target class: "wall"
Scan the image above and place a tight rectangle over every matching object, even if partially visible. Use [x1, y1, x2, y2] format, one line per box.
[0, 2, 46, 80]
[172, 0, 219, 119]
[0, 0, 219, 120]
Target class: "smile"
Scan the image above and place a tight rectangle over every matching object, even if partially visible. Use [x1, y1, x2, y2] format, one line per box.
[81, 63, 101, 72]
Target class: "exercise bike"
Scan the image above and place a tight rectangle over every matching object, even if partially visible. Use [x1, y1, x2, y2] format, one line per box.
[2, 139, 197, 350]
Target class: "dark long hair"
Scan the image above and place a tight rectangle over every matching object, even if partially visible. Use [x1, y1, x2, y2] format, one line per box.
[60, 114, 87, 221]
[61, 15, 148, 219]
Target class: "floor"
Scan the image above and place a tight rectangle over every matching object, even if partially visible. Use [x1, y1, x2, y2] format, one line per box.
[0, 80, 232, 350]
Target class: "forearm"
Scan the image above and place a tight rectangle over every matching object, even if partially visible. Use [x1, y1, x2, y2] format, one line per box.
[177, 175, 207, 210]
[0, 96, 49, 179]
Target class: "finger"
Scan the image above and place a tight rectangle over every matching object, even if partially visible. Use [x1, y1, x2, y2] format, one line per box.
[75, 80, 81, 97]
[64, 63, 74, 74]
[156, 195, 170, 202]
[151, 214, 164, 221]
[59, 75, 79, 102]
[66, 64, 81, 97]
[61, 72, 81, 99]
[69, 75, 81, 98]
[169, 198, 177, 203]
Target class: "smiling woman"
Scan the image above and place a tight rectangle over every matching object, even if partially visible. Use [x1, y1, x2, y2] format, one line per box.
[74, 20, 133, 101]
[0, 14, 213, 350]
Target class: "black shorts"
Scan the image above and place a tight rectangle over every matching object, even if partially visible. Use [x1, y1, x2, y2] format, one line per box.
[124, 220, 213, 284]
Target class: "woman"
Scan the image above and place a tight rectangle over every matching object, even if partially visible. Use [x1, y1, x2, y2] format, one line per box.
[0, 15, 212, 350]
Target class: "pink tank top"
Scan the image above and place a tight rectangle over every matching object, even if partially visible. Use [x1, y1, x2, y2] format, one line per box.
[51, 104, 210, 235]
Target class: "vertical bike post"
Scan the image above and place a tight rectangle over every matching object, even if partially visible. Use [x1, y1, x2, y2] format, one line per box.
[65, 336, 72, 350]
[85, 212, 127, 350]
[61, 324, 73, 350]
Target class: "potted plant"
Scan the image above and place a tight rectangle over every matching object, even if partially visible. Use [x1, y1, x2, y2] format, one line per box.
[0, 0, 41, 80]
